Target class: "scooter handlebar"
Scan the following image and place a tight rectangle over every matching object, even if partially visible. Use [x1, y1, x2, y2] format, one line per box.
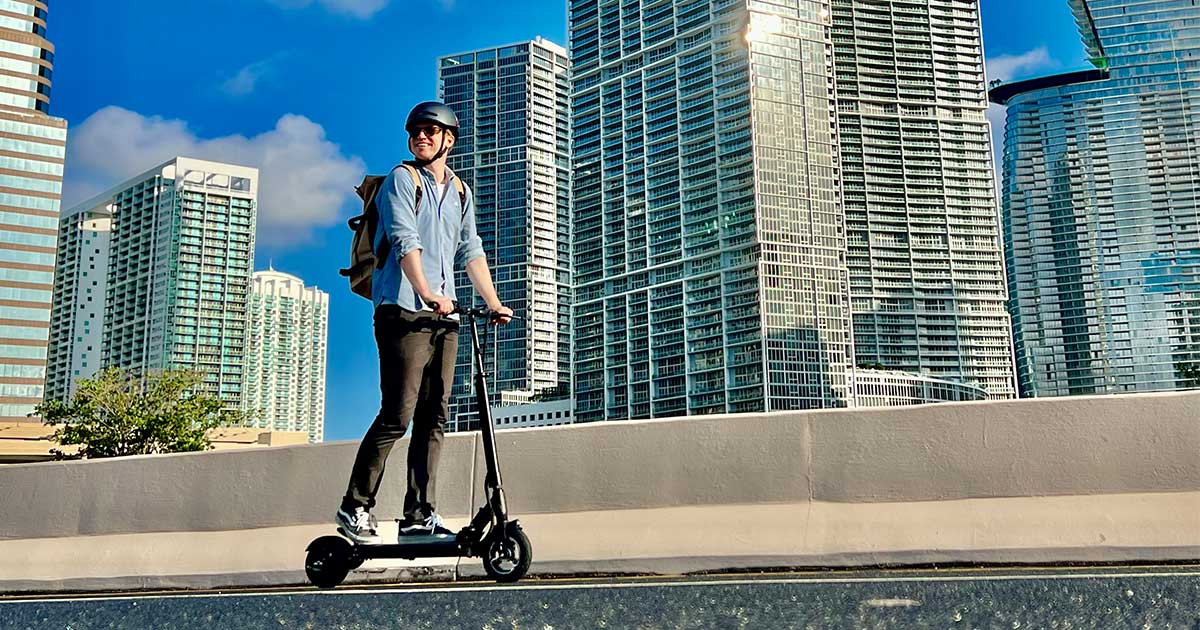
[427, 300, 522, 322]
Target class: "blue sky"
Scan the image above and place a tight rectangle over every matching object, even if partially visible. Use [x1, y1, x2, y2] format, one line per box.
[51, 0, 1086, 442]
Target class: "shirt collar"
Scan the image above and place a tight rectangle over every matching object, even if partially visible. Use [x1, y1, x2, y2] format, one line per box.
[419, 164, 457, 186]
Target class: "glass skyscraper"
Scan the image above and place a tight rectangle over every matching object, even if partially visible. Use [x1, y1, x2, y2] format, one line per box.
[438, 38, 573, 431]
[991, 0, 1200, 396]
[570, 0, 855, 421]
[832, 0, 1016, 399]
[243, 269, 328, 442]
[0, 1, 65, 420]
[48, 158, 258, 407]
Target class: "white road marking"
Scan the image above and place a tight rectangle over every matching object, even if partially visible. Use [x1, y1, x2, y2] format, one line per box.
[4, 569, 1199, 604]
[862, 598, 921, 608]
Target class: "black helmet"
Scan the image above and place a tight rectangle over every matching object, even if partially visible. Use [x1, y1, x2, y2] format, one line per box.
[406, 101, 459, 137]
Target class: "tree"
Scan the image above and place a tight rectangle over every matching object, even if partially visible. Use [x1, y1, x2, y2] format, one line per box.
[1178, 362, 1200, 389]
[529, 385, 570, 403]
[857, 362, 888, 371]
[36, 367, 246, 460]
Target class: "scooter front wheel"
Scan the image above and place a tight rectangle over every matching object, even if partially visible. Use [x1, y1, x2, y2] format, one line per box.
[482, 524, 532, 583]
[305, 535, 354, 589]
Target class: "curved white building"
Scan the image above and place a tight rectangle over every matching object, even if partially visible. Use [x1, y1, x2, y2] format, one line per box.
[853, 368, 988, 407]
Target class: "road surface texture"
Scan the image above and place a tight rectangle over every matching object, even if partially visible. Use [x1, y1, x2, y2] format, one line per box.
[2, 565, 1198, 629]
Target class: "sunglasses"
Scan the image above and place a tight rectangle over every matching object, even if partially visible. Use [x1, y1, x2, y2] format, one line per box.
[409, 124, 444, 139]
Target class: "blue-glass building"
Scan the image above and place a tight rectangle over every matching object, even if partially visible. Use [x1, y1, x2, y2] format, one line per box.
[991, 0, 1200, 396]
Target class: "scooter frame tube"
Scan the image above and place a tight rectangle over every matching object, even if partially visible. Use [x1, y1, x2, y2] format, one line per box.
[468, 309, 508, 533]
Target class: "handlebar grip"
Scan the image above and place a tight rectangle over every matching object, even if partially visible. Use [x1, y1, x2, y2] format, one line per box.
[487, 310, 522, 321]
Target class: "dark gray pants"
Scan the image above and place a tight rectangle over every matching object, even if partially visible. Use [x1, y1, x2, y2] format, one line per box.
[342, 305, 458, 521]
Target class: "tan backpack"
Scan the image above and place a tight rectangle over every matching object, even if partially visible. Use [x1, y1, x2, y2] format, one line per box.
[339, 162, 466, 300]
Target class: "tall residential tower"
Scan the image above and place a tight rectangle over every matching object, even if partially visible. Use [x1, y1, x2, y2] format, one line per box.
[570, 0, 855, 421]
[438, 38, 573, 431]
[243, 269, 328, 442]
[991, 0, 1200, 396]
[48, 158, 258, 407]
[832, 0, 1016, 399]
[0, 0, 66, 420]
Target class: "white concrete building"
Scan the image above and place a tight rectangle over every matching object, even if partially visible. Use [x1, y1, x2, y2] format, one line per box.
[492, 398, 574, 430]
[45, 210, 110, 402]
[439, 37, 573, 432]
[243, 269, 328, 443]
[832, 0, 1017, 399]
[48, 158, 258, 407]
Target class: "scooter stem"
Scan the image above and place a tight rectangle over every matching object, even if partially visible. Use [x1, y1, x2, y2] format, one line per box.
[469, 311, 507, 526]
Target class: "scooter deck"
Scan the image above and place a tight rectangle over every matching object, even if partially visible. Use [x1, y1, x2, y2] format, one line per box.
[337, 527, 465, 559]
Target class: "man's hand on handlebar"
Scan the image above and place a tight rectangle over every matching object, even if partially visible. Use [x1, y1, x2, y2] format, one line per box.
[489, 304, 513, 325]
[423, 294, 455, 316]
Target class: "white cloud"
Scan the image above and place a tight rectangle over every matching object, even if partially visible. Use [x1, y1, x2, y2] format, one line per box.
[985, 47, 1058, 83]
[64, 106, 366, 248]
[263, 0, 455, 18]
[265, 0, 390, 19]
[221, 57, 282, 97]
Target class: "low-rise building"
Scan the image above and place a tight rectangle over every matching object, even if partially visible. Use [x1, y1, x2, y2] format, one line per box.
[0, 422, 308, 464]
[853, 369, 989, 408]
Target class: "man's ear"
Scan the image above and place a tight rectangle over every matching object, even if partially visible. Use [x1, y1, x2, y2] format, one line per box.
[444, 132, 456, 151]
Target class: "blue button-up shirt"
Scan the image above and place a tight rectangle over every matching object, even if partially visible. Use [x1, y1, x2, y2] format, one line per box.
[372, 164, 485, 311]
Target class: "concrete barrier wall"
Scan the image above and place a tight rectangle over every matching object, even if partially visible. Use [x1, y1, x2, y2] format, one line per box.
[809, 391, 1200, 502]
[1, 391, 1196, 541]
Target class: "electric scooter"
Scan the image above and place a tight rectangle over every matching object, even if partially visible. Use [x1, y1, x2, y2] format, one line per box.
[304, 304, 531, 587]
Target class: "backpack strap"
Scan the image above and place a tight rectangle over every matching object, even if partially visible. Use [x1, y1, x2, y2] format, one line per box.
[398, 163, 424, 214]
[373, 164, 423, 270]
[452, 176, 467, 218]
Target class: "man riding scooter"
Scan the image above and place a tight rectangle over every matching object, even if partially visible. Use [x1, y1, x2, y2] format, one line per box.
[336, 101, 513, 544]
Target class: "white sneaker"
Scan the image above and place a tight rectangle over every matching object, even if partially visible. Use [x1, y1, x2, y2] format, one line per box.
[399, 513, 454, 536]
[336, 507, 382, 545]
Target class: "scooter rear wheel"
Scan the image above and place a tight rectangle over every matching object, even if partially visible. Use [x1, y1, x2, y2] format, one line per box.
[305, 535, 354, 589]
[482, 524, 532, 583]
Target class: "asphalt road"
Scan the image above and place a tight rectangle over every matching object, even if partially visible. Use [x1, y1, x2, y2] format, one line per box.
[2, 565, 1199, 629]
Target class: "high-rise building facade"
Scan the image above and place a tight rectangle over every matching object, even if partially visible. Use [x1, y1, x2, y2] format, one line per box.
[45, 210, 110, 402]
[570, 0, 855, 421]
[48, 158, 258, 407]
[991, 0, 1200, 396]
[243, 269, 328, 442]
[438, 38, 573, 431]
[832, 0, 1016, 399]
[0, 1, 66, 420]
